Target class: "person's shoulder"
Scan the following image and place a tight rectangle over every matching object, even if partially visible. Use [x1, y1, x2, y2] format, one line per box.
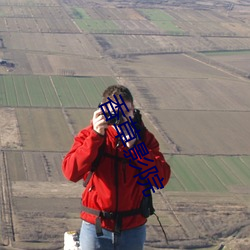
[76, 124, 93, 137]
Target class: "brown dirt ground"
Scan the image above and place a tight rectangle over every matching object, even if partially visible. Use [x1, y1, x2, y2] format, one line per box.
[0, 108, 21, 149]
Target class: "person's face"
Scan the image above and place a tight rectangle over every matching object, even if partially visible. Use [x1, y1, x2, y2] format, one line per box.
[122, 101, 134, 119]
[103, 99, 134, 123]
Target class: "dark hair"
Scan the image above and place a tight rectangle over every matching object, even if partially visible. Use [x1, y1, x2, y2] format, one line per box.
[102, 85, 133, 104]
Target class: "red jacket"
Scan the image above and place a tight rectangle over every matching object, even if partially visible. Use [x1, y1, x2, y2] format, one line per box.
[62, 123, 171, 231]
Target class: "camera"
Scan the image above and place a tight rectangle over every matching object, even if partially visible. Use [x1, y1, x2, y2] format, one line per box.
[97, 103, 124, 125]
[106, 110, 123, 125]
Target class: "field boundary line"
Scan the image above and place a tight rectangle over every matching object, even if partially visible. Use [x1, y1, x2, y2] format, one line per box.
[184, 52, 250, 82]
[183, 158, 208, 192]
[169, 164, 187, 192]
[11, 76, 18, 106]
[50, 76, 75, 135]
[37, 76, 49, 107]
[20, 151, 28, 180]
[23, 76, 33, 107]
[49, 76, 62, 107]
[57, 1, 83, 33]
[160, 191, 190, 239]
[0, 76, 8, 106]
[75, 77, 91, 107]
[239, 156, 250, 171]
[148, 108, 250, 113]
[70, 19, 83, 33]
[23, 76, 32, 106]
[63, 77, 78, 107]
[0, 151, 15, 245]
[200, 156, 228, 191]
[220, 157, 245, 185]
[143, 111, 180, 154]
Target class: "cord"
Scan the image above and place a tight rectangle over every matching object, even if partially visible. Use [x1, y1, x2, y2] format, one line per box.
[153, 212, 169, 244]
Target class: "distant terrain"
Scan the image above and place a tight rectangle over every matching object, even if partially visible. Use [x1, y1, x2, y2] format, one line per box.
[1, 0, 250, 249]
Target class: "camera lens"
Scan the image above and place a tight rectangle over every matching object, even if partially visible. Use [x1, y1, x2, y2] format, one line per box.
[107, 111, 123, 125]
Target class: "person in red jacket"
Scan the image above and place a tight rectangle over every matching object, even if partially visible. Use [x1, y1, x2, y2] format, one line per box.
[62, 85, 171, 250]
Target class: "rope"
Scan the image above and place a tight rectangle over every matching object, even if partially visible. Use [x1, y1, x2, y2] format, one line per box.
[153, 212, 169, 244]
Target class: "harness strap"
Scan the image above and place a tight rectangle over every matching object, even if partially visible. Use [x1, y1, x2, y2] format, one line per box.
[83, 153, 129, 188]
[103, 153, 130, 162]
[83, 171, 93, 187]
[82, 205, 142, 236]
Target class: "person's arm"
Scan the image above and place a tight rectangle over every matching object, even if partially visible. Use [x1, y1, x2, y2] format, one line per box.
[62, 109, 107, 182]
[62, 129, 105, 182]
[134, 129, 171, 187]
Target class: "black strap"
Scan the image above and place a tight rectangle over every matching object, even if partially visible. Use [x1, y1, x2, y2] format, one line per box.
[83, 154, 129, 188]
[82, 205, 141, 219]
[103, 152, 129, 162]
[82, 205, 142, 236]
[95, 217, 103, 237]
[83, 171, 93, 188]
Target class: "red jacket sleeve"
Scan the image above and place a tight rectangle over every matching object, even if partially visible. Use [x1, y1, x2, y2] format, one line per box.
[134, 128, 171, 187]
[62, 126, 105, 182]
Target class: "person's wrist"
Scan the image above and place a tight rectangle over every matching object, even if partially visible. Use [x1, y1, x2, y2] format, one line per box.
[93, 128, 105, 137]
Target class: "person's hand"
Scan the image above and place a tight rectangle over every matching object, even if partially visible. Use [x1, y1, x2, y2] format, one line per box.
[93, 109, 108, 136]
[124, 135, 136, 149]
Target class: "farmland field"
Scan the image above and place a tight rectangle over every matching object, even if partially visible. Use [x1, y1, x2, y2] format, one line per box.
[166, 8, 250, 36]
[1, 0, 250, 250]
[6, 151, 66, 182]
[203, 50, 250, 73]
[15, 108, 73, 151]
[4, 33, 100, 56]
[2, 31, 112, 75]
[166, 155, 250, 192]
[0, 108, 21, 149]
[75, 19, 119, 33]
[0, 75, 115, 107]
[148, 110, 250, 155]
[205, 37, 250, 51]
[112, 53, 250, 110]
[138, 9, 184, 34]
[68, 7, 162, 34]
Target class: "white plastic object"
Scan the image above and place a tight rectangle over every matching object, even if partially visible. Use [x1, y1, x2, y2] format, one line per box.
[64, 231, 80, 250]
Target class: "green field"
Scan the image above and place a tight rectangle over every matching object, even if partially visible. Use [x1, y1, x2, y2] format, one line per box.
[0, 75, 115, 108]
[138, 9, 183, 33]
[70, 7, 119, 32]
[165, 155, 250, 192]
[71, 7, 183, 33]
[75, 19, 118, 32]
[138, 9, 173, 21]
[71, 7, 90, 19]
[202, 50, 250, 56]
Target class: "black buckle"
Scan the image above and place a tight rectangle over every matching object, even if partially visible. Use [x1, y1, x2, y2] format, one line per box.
[101, 211, 115, 219]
